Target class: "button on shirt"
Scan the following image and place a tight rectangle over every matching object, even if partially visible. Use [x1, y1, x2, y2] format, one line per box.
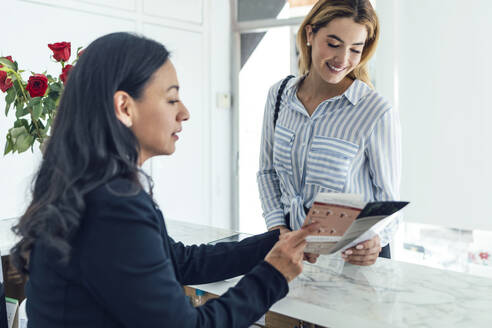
[257, 77, 402, 247]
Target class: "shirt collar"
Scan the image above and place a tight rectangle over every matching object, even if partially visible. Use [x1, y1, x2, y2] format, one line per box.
[285, 76, 372, 106]
[342, 79, 372, 105]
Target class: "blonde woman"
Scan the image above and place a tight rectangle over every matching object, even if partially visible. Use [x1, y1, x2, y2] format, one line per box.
[258, 0, 401, 266]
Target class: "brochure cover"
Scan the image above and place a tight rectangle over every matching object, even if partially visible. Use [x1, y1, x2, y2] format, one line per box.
[302, 193, 409, 254]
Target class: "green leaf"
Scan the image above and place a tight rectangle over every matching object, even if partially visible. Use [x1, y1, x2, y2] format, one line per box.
[5, 102, 11, 116]
[37, 119, 45, 130]
[48, 90, 59, 99]
[9, 126, 27, 139]
[15, 99, 24, 112]
[0, 57, 15, 70]
[50, 82, 62, 92]
[4, 135, 13, 155]
[5, 89, 15, 116]
[5, 87, 15, 104]
[13, 80, 22, 96]
[28, 97, 42, 107]
[5, 88, 16, 116]
[41, 126, 49, 137]
[14, 119, 29, 129]
[32, 103, 43, 121]
[43, 97, 56, 111]
[15, 106, 29, 118]
[15, 133, 34, 153]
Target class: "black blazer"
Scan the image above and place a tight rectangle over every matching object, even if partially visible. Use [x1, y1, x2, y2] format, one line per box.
[26, 178, 287, 327]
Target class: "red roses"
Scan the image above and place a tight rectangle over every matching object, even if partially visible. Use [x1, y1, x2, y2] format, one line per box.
[1, 40, 83, 154]
[48, 42, 71, 62]
[26, 74, 49, 98]
[0, 56, 14, 92]
[60, 65, 73, 84]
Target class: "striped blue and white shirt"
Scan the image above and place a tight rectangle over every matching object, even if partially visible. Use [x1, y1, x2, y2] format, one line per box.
[257, 76, 402, 247]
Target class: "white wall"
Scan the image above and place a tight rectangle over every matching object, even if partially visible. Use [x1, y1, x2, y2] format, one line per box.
[375, 0, 492, 231]
[0, 0, 234, 229]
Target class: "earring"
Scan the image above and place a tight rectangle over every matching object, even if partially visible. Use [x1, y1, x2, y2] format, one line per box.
[307, 41, 311, 47]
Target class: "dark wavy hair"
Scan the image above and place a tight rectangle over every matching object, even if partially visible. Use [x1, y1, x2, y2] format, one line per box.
[10, 32, 170, 274]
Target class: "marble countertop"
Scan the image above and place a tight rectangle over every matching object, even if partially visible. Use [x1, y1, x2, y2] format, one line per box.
[190, 257, 492, 327]
[172, 223, 492, 328]
[2, 218, 492, 327]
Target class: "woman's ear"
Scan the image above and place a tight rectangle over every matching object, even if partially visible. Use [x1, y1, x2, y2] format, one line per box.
[305, 24, 313, 45]
[114, 91, 134, 128]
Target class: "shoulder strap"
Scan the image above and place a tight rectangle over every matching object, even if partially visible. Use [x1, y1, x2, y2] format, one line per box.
[273, 75, 294, 129]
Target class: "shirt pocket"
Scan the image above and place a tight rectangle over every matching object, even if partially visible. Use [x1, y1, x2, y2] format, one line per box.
[306, 136, 359, 192]
[273, 125, 296, 175]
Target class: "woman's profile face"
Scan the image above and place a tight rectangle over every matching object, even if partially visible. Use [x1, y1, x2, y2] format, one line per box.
[130, 60, 189, 162]
[306, 17, 367, 84]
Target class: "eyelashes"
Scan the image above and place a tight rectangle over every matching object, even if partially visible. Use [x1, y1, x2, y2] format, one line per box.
[328, 43, 361, 54]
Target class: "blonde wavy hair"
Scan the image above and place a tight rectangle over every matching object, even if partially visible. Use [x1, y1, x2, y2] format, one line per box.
[297, 0, 379, 88]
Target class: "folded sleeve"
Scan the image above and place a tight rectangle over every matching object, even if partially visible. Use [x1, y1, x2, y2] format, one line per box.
[366, 107, 402, 247]
[170, 230, 279, 285]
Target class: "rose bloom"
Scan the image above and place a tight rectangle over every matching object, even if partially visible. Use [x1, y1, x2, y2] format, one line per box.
[60, 65, 73, 84]
[0, 56, 14, 92]
[48, 42, 71, 62]
[26, 74, 49, 98]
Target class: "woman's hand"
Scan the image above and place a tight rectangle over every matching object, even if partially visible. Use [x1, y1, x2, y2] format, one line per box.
[265, 223, 320, 282]
[341, 235, 381, 266]
[268, 225, 319, 263]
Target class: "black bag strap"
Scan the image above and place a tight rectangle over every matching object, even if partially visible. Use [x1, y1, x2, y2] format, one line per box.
[273, 75, 294, 129]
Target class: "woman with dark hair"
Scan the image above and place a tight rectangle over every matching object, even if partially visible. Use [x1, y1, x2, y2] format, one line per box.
[10, 32, 318, 327]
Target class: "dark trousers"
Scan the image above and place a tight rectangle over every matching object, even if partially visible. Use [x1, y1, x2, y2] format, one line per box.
[285, 212, 391, 259]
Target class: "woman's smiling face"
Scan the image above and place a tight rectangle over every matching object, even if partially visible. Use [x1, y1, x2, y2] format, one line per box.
[306, 17, 368, 84]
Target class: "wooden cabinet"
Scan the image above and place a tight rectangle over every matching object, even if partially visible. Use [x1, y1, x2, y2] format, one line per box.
[1, 255, 26, 305]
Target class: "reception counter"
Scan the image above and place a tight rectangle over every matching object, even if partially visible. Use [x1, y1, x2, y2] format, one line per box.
[168, 220, 492, 328]
[2, 217, 492, 327]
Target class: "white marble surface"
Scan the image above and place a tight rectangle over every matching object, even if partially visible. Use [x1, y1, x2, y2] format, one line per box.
[289, 257, 492, 327]
[165, 219, 237, 245]
[171, 224, 492, 328]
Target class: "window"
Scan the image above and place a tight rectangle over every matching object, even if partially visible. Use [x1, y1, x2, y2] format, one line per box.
[233, 0, 308, 233]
